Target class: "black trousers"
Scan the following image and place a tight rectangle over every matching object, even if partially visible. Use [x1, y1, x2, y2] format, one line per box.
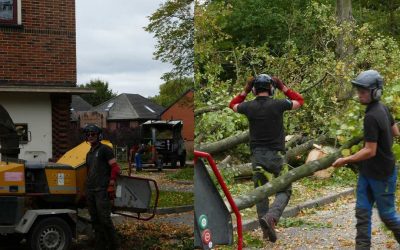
[87, 190, 118, 250]
[251, 148, 292, 222]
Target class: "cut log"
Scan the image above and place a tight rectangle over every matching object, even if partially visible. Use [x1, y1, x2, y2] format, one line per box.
[306, 147, 338, 179]
[221, 135, 334, 178]
[196, 130, 249, 154]
[228, 136, 362, 212]
[284, 135, 332, 166]
[285, 134, 306, 150]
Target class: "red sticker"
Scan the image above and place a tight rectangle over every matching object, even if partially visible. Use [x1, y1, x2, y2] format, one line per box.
[202, 229, 212, 244]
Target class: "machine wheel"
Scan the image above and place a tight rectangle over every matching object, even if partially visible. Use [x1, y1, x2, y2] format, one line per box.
[179, 150, 187, 167]
[0, 233, 24, 246]
[28, 217, 72, 250]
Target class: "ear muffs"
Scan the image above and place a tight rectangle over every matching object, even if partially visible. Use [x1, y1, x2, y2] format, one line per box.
[371, 88, 382, 101]
[252, 86, 275, 96]
[269, 86, 275, 96]
[252, 87, 256, 95]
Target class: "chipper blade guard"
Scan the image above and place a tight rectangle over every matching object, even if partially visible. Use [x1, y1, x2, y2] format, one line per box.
[113, 175, 159, 221]
[194, 151, 243, 250]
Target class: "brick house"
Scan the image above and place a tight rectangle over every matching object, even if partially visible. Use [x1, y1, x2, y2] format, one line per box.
[0, 0, 93, 161]
[161, 89, 194, 154]
[78, 93, 165, 147]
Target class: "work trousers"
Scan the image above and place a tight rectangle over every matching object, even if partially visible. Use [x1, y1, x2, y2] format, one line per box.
[135, 153, 142, 170]
[87, 190, 118, 250]
[355, 168, 400, 249]
[251, 148, 292, 222]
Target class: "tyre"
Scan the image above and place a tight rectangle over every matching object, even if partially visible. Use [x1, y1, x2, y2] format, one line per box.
[179, 150, 187, 167]
[28, 217, 72, 250]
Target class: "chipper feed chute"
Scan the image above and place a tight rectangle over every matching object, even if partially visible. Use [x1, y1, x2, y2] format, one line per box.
[194, 151, 243, 250]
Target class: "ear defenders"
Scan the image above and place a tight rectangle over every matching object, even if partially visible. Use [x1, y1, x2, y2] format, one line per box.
[371, 88, 382, 101]
[251, 83, 276, 96]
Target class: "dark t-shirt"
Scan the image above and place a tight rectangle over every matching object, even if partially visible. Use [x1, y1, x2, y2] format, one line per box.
[237, 96, 292, 151]
[360, 102, 395, 180]
[86, 143, 115, 191]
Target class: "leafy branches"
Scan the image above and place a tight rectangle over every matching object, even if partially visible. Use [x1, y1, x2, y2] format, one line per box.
[145, 0, 194, 80]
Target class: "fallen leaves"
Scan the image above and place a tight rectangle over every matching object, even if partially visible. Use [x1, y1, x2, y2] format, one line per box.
[116, 221, 194, 250]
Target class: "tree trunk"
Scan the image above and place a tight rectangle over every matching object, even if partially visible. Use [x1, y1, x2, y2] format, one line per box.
[336, 0, 353, 59]
[196, 130, 249, 154]
[284, 135, 331, 166]
[229, 136, 362, 212]
[285, 134, 306, 150]
[221, 135, 333, 178]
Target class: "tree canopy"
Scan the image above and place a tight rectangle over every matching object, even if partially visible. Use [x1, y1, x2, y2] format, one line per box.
[79, 79, 118, 106]
[145, 0, 194, 80]
[150, 77, 193, 107]
[194, 0, 400, 159]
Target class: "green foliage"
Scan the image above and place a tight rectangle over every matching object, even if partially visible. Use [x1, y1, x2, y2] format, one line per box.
[153, 190, 194, 207]
[145, 0, 194, 80]
[299, 167, 357, 189]
[150, 77, 193, 107]
[195, 0, 400, 161]
[218, 231, 266, 249]
[79, 79, 117, 106]
[167, 167, 194, 181]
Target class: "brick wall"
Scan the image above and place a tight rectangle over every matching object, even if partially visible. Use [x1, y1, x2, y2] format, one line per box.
[161, 90, 194, 152]
[0, 0, 76, 86]
[51, 94, 72, 160]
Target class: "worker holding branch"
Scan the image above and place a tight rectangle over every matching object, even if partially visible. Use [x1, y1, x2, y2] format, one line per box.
[333, 70, 400, 249]
[229, 74, 304, 242]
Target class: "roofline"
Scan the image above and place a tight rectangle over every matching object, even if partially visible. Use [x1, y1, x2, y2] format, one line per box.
[160, 88, 194, 115]
[0, 86, 96, 94]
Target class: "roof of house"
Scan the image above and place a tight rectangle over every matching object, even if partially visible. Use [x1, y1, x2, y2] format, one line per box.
[160, 88, 194, 115]
[90, 93, 164, 120]
[71, 95, 92, 111]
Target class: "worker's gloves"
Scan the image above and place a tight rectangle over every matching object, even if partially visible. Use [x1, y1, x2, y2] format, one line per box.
[244, 76, 255, 94]
[107, 179, 116, 200]
[271, 76, 286, 91]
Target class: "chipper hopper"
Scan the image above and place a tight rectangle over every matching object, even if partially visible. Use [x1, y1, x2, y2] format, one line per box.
[0, 104, 159, 250]
[194, 151, 243, 250]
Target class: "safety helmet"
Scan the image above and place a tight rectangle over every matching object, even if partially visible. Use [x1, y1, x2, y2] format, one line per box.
[83, 124, 102, 134]
[83, 124, 103, 140]
[253, 74, 275, 95]
[351, 70, 383, 101]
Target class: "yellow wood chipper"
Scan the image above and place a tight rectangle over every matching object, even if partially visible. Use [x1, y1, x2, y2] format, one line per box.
[0, 105, 159, 250]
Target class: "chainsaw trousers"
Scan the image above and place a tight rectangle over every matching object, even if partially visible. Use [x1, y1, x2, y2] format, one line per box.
[87, 190, 119, 250]
[251, 148, 291, 223]
[355, 168, 400, 249]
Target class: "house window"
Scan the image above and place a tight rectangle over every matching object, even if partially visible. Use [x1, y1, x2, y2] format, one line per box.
[0, 0, 21, 25]
[15, 123, 29, 144]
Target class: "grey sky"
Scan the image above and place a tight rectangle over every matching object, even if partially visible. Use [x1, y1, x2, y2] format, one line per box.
[76, 0, 172, 97]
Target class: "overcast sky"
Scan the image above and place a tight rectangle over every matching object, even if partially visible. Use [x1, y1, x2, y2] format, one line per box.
[76, 0, 172, 97]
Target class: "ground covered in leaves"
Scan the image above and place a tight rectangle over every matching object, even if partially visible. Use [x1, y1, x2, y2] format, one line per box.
[218, 195, 398, 249]
[73, 220, 193, 250]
